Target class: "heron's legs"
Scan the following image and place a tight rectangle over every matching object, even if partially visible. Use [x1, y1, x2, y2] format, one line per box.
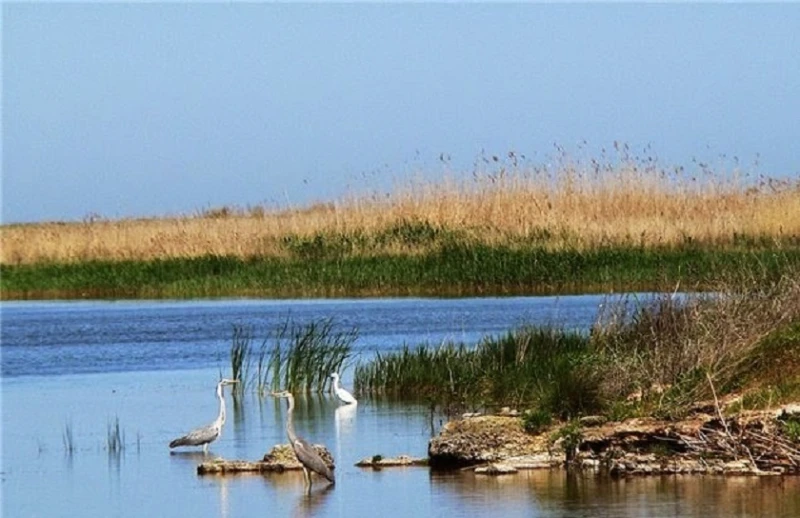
[302, 467, 312, 491]
[203, 443, 209, 455]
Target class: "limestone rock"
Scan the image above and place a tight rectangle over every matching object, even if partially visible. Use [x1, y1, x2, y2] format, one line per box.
[428, 415, 549, 468]
[197, 443, 334, 475]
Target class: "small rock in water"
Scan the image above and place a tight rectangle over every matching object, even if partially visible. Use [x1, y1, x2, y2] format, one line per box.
[475, 463, 518, 475]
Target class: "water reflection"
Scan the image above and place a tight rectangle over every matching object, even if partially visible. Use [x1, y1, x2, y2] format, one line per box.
[334, 404, 357, 437]
[169, 450, 211, 464]
[218, 475, 230, 518]
[293, 483, 334, 518]
[334, 404, 357, 467]
[430, 469, 800, 518]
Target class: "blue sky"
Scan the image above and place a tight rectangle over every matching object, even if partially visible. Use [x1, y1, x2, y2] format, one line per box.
[3, 3, 799, 224]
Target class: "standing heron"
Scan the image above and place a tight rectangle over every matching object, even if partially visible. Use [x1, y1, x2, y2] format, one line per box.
[169, 378, 238, 454]
[330, 372, 357, 405]
[271, 390, 335, 490]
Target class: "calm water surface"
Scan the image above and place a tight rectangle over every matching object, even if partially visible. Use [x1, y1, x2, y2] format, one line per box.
[2, 297, 799, 517]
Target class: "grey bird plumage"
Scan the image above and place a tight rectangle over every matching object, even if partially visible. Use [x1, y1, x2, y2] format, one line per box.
[169, 378, 238, 453]
[272, 390, 335, 489]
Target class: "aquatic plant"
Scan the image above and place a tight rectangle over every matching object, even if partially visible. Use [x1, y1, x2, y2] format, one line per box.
[106, 417, 125, 455]
[267, 317, 357, 394]
[354, 264, 800, 419]
[230, 325, 253, 397]
[62, 420, 75, 455]
[229, 318, 356, 396]
[354, 326, 599, 417]
[254, 337, 272, 398]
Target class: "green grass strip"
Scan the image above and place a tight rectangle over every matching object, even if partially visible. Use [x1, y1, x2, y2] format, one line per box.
[1, 245, 798, 300]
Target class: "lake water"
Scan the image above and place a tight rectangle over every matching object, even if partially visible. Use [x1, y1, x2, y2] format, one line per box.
[2, 296, 799, 517]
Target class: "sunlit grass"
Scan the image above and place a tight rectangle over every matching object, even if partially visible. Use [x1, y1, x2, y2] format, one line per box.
[2, 153, 798, 265]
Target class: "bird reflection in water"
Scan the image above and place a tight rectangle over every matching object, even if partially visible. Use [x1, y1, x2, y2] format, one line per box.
[334, 403, 357, 464]
[295, 482, 334, 518]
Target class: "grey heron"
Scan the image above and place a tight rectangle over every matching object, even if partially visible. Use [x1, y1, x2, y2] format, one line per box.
[169, 378, 238, 454]
[330, 372, 357, 405]
[271, 390, 335, 490]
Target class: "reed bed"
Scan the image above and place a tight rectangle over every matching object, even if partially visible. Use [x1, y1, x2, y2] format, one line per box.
[2, 154, 798, 265]
[3, 245, 797, 300]
[355, 265, 800, 419]
[229, 318, 356, 396]
[355, 328, 599, 418]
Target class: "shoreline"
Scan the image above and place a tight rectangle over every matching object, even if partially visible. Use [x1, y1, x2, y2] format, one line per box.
[427, 404, 800, 477]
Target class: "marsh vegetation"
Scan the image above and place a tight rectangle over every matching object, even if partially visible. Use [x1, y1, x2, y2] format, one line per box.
[228, 317, 356, 396]
[1, 153, 798, 299]
[354, 266, 800, 421]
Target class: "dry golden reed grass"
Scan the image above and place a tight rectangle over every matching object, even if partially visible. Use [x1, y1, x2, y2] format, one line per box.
[2, 160, 798, 265]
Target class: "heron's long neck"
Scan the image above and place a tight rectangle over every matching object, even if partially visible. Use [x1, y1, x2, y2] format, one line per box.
[333, 377, 341, 392]
[285, 394, 298, 444]
[216, 384, 226, 427]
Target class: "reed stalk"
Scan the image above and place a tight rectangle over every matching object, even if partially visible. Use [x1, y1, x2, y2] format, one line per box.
[230, 326, 252, 398]
[62, 420, 75, 455]
[106, 417, 124, 455]
[230, 317, 356, 396]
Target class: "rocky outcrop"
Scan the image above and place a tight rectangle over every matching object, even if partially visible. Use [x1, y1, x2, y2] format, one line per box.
[197, 444, 334, 475]
[428, 415, 559, 468]
[428, 404, 800, 476]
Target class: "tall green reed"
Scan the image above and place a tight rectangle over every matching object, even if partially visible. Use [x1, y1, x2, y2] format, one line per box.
[267, 317, 357, 393]
[229, 317, 357, 396]
[355, 326, 598, 418]
[230, 325, 253, 398]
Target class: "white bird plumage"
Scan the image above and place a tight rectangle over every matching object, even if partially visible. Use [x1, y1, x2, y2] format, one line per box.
[330, 372, 357, 405]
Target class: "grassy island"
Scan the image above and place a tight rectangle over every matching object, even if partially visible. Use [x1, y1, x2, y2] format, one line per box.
[2, 157, 798, 299]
